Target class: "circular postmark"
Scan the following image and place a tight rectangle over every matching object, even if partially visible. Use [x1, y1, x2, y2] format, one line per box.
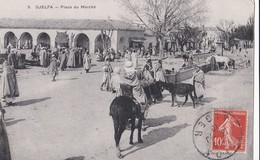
[192, 111, 243, 160]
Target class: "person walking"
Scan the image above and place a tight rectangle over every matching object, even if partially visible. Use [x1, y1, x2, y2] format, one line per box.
[47, 55, 59, 81]
[101, 58, 113, 91]
[1, 61, 19, 106]
[83, 51, 91, 73]
[193, 65, 205, 102]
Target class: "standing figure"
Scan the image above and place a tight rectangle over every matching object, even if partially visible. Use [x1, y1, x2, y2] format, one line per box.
[39, 47, 47, 67]
[67, 48, 76, 68]
[59, 48, 68, 71]
[78, 47, 83, 67]
[131, 49, 138, 69]
[124, 50, 132, 62]
[110, 67, 122, 97]
[83, 51, 91, 73]
[154, 59, 166, 82]
[218, 115, 240, 149]
[1, 61, 19, 106]
[193, 65, 205, 102]
[8, 49, 17, 68]
[47, 55, 59, 81]
[101, 58, 113, 91]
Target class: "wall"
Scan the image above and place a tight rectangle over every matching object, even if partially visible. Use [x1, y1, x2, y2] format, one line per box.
[116, 30, 144, 52]
[0, 28, 119, 57]
[143, 35, 157, 51]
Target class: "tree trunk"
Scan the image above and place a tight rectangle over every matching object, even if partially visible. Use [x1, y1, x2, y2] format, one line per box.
[158, 37, 164, 58]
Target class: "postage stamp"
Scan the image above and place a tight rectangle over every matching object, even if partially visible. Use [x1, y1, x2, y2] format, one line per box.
[212, 109, 248, 153]
[193, 109, 248, 160]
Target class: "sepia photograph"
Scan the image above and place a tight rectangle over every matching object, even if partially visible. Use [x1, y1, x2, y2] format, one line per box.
[0, 0, 258, 160]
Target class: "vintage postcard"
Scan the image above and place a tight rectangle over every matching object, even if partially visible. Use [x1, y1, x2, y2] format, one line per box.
[0, 0, 258, 160]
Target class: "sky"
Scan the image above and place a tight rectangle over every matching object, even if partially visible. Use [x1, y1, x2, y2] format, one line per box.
[0, 0, 255, 27]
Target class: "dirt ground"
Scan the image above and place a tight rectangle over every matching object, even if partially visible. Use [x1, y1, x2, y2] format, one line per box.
[2, 49, 254, 160]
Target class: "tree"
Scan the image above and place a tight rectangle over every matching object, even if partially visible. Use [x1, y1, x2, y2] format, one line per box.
[246, 14, 254, 41]
[170, 24, 203, 52]
[100, 29, 113, 51]
[120, 0, 207, 58]
[216, 20, 235, 49]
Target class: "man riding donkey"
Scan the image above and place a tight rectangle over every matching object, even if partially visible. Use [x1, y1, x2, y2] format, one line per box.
[122, 61, 149, 129]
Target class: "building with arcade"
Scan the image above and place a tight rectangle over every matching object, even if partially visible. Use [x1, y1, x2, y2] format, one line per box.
[0, 18, 145, 57]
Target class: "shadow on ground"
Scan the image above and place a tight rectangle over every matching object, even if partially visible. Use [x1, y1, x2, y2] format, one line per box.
[202, 97, 217, 103]
[145, 115, 177, 128]
[64, 156, 85, 160]
[15, 97, 51, 106]
[58, 78, 78, 81]
[123, 123, 190, 157]
[5, 118, 26, 126]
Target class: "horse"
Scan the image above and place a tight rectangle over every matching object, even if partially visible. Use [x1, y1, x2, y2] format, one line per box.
[206, 55, 234, 70]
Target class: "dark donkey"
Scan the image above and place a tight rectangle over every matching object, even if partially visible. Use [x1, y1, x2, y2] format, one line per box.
[109, 96, 143, 158]
[159, 82, 196, 108]
[143, 81, 163, 104]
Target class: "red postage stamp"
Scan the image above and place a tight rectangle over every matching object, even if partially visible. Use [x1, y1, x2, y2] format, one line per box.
[211, 109, 247, 153]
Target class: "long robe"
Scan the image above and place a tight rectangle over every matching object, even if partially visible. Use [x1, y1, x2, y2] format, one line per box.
[193, 70, 205, 99]
[131, 52, 138, 68]
[1, 62, 19, 99]
[67, 49, 76, 67]
[154, 63, 166, 82]
[83, 54, 91, 70]
[59, 52, 67, 71]
[39, 49, 47, 67]
[110, 74, 122, 97]
[122, 70, 147, 112]
[102, 63, 113, 91]
[47, 58, 59, 76]
[8, 52, 17, 68]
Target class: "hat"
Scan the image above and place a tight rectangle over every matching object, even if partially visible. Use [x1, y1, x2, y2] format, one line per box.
[124, 61, 135, 72]
[124, 61, 133, 68]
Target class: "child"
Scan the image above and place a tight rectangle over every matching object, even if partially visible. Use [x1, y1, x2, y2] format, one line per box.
[47, 55, 59, 81]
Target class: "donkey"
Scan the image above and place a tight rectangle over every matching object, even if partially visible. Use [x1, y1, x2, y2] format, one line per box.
[109, 96, 143, 158]
[159, 82, 196, 108]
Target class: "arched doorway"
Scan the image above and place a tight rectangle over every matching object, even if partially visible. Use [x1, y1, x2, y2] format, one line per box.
[95, 34, 111, 53]
[20, 32, 33, 49]
[74, 33, 89, 50]
[4, 32, 16, 48]
[37, 32, 51, 48]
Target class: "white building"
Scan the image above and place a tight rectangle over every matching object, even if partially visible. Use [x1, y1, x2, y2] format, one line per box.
[0, 18, 145, 56]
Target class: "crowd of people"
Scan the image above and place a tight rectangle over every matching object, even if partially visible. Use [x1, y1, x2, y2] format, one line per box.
[0, 45, 205, 121]
[99, 48, 205, 127]
[33, 45, 91, 69]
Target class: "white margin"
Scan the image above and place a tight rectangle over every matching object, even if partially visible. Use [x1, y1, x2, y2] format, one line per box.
[254, 0, 259, 160]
